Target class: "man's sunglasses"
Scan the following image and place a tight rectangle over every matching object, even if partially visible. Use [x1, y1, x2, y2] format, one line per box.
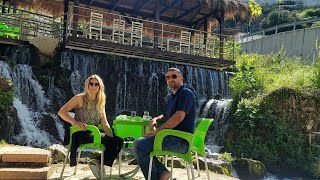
[165, 74, 179, 80]
[89, 82, 100, 86]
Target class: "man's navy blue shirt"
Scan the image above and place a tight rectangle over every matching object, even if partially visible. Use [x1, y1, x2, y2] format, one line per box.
[164, 85, 196, 133]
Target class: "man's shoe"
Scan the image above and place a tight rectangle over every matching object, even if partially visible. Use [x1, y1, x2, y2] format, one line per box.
[89, 160, 101, 179]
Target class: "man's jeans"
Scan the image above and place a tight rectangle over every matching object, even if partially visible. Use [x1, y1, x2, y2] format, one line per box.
[133, 135, 188, 180]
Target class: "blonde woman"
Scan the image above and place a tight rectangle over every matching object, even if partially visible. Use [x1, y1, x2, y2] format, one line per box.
[58, 74, 123, 179]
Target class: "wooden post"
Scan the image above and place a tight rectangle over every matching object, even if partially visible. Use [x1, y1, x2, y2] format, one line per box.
[204, 18, 209, 44]
[12, 0, 16, 13]
[72, 0, 79, 37]
[153, 0, 160, 49]
[219, 8, 225, 60]
[63, 0, 69, 41]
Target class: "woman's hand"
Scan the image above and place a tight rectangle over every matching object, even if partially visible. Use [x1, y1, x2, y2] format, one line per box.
[74, 121, 87, 131]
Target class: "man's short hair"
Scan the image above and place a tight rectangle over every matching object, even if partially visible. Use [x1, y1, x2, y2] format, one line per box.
[166, 67, 182, 75]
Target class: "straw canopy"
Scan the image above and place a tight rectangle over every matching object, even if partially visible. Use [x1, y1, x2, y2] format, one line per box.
[14, 0, 253, 30]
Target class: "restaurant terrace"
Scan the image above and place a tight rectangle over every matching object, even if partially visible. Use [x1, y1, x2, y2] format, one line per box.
[0, 0, 253, 70]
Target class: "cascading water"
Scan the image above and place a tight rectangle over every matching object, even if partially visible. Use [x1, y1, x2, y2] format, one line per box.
[200, 98, 233, 153]
[0, 47, 233, 149]
[0, 61, 64, 147]
[60, 50, 233, 151]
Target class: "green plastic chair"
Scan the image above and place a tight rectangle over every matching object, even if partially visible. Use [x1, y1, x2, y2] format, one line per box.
[0, 22, 9, 37]
[60, 125, 106, 180]
[148, 129, 196, 180]
[192, 118, 214, 180]
[4, 26, 20, 39]
[149, 118, 214, 180]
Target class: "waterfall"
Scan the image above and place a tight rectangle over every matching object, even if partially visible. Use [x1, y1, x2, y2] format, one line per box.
[60, 50, 231, 120]
[0, 61, 64, 147]
[201, 99, 233, 152]
[0, 48, 233, 148]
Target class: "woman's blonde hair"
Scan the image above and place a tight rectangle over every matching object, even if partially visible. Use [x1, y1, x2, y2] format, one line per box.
[83, 74, 106, 112]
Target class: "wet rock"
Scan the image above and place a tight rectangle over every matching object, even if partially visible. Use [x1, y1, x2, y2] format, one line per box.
[232, 158, 266, 180]
[47, 144, 67, 164]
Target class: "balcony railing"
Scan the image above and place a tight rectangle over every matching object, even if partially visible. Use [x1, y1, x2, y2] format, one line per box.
[65, 5, 236, 60]
[0, 5, 62, 41]
[0, 5, 236, 61]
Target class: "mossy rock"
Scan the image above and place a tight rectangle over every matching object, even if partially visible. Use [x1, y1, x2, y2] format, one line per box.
[232, 158, 266, 180]
[206, 159, 232, 176]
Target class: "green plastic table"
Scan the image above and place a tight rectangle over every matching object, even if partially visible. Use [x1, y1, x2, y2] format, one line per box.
[113, 114, 151, 178]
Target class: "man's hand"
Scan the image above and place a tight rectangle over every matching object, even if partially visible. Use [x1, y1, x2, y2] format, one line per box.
[74, 121, 87, 131]
[149, 118, 158, 131]
[144, 131, 157, 137]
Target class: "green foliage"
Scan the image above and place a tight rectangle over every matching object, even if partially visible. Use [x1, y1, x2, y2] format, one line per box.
[225, 100, 309, 169]
[227, 53, 317, 173]
[0, 77, 14, 110]
[261, 10, 303, 31]
[0, 91, 14, 110]
[311, 160, 320, 178]
[0, 140, 7, 147]
[299, 8, 320, 18]
[229, 54, 263, 101]
[249, 0, 262, 16]
[231, 53, 313, 98]
[218, 152, 234, 164]
[310, 39, 320, 88]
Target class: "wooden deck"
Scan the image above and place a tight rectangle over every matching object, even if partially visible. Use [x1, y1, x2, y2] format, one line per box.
[64, 36, 235, 70]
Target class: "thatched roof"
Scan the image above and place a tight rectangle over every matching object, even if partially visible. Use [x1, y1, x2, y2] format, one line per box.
[14, 0, 253, 29]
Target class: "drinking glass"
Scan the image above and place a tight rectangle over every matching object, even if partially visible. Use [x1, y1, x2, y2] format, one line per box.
[131, 111, 136, 118]
[143, 111, 151, 120]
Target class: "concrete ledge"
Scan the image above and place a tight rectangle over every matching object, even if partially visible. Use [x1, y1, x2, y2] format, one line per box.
[0, 146, 50, 163]
[0, 167, 50, 179]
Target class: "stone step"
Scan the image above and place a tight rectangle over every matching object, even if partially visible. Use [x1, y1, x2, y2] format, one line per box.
[0, 167, 50, 179]
[0, 146, 50, 164]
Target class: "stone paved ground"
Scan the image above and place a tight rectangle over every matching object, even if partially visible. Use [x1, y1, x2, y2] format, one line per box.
[49, 163, 239, 180]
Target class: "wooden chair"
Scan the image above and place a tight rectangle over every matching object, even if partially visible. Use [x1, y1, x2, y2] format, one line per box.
[205, 34, 217, 58]
[89, 12, 103, 40]
[130, 21, 143, 47]
[180, 31, 191, 54]
[112, 18, 125, 44]
[192, 33, 205, 56]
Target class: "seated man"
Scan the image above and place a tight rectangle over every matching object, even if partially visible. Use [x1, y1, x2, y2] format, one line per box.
[133, 67, 196, 180]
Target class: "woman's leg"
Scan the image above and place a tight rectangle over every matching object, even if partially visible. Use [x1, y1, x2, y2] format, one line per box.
[100, 133, 124, 166]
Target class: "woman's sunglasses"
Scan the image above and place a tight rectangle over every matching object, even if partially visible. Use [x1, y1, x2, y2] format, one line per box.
[89, 82, 100, 87]
[165, 74, 179, 80]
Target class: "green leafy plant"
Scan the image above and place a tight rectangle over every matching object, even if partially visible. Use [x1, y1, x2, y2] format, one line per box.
[249, 0, 262, 16]
[218, 152, 234, 164]
[0, 91, 14, 110]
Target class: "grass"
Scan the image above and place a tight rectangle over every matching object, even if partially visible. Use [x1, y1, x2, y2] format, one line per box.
[235, 53, 314, 94]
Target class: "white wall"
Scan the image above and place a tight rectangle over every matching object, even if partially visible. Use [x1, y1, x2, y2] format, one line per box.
[240, 27, 320, 63]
